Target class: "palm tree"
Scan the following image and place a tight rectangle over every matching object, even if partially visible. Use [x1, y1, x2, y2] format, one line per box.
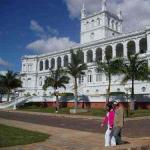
[96, 57, 123, 103]
[121, 53, 150, 110]
[0, 71, 22, 101]
[67, 49, 87, 109]
[0, 87, 6, 102]
[43, 68, 69, 112]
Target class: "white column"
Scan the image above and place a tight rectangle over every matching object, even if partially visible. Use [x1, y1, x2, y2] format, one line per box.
[135, 39, 140, 54]
[49, 58, 51, 69]
[112, 44, 116, 58]
[102, 47, 105, 61]
[123, 41, 128, 58]
[84, 50, 87, 63]
[146, 29, 150, 53]
[93, 69, 96, 83]
[68, 54, 71, 63]
[43, 60, 45, 71]
[54, 58, 57, 69]
[61, 56, 64, 68]
[93, 48, 96, 62]
[146, 27, 150, 67]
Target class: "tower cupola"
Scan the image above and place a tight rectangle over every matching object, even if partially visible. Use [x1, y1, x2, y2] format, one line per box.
[81, 2, 86, 19]
[102, 0, 107, 11]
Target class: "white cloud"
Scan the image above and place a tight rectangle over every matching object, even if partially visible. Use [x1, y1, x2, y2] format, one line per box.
[30, 20, 44, 33]
[64, 0, 101, 19]
[30, 20, 58, 38]
[119, 0, 150, 32]
[26, 37, 78, 53]
[64, 0, 150, 32]
[0, 58, 11, 67]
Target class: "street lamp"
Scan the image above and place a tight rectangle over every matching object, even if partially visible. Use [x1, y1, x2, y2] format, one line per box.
[124, 86, 131, 117]
[13, 91, 19, 110]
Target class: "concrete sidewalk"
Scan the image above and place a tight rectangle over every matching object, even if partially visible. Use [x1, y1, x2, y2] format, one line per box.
[0, 118, 150, 150]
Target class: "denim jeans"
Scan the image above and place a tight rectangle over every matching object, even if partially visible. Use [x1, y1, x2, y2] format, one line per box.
[105, 128, 116, 147]
[113, 127, 122, 145]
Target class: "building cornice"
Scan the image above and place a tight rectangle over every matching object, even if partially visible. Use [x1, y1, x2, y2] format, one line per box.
[22, 26, 150, 60]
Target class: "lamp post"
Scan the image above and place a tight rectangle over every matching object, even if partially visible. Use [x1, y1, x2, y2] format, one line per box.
[124, 86, 131, 117]
[13, 91, 19, 110]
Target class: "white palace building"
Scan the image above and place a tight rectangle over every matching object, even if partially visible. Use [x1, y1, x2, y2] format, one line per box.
[20, 0, 150, 107]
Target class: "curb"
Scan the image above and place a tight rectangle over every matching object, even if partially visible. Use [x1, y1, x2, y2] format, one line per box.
[112, 144, 150, 150]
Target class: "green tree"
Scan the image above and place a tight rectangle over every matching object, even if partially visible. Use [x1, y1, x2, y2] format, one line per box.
[43, 68, 69, 112]
[0, 71, 22, 101]
[96, 57, 123, 103]
[121, 53, 150, 110]
[67, 49, 87, 109]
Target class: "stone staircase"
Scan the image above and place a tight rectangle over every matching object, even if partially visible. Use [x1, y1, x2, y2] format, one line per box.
[0, 96, 32, 109]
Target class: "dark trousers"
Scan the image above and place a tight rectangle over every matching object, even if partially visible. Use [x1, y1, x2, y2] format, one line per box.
[113, 127, 122, 145]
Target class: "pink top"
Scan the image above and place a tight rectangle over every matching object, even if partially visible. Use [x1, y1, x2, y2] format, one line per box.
[102, 109, 115, 128]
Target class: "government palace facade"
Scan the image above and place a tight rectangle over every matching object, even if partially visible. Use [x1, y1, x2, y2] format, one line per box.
[20, 0, 150, 104]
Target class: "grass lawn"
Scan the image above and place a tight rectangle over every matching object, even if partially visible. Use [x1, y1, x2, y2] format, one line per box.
[0, 124, 49, 147]
[19, 105, 150, 118]
[127, 109, 150, 117]
[19, 105, 106, 116]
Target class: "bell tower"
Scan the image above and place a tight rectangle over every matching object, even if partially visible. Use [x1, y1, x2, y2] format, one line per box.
[80, 0, 123, 44]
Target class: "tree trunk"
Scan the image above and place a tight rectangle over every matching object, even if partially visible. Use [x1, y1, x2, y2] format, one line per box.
[55, 95, 59, 112]
[74, 77, 78, 109]
[7, 89, 10, 102]
[130, 77, 135, 110]
[55, 89, 59, 113]
[106, 74, 111, 104]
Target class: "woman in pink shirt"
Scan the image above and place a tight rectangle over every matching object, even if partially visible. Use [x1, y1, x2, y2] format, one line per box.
[101, 102, 116, 147]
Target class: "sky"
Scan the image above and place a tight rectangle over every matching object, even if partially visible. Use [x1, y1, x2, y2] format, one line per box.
[0, 0, 150, 72]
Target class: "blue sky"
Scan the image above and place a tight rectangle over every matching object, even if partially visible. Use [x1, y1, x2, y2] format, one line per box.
[0, 0, 79, 71]
[0, 0, 150, 72]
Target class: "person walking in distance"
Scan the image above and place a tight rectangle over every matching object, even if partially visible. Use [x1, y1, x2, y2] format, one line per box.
[101, 102, 116, 147]
[113, 100, 124, 145]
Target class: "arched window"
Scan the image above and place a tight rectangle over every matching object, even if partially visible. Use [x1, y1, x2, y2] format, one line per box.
[96, 48, 102, 61]
[112, 20, 114, 29]
[139, 38, 147, 54]
[78, 50, 84, 63]
[39, 61, 43, 71]
[27, 78, 31, 87]
[108, 17, 110, 27]
[90, 32, 95, 40]
[116, 22, 118, 31]
[127, 41, 136, 55]
[105, 45, 112, 59]
[86, 21, 89, 29]
[39, 77, 42, 86]
[57, 57, 61, 68]
[87, 50, 93, 63]
[51, 58, 55, 69]
[45, 59, 49, 70]
[116, 43, 124, 58]
[91, 20, 94, 27]
[97, 18, 100, 25]
[64, 55, 68, 67]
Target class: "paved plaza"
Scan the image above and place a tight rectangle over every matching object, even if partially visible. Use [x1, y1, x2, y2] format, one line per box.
[0, 110, 150, 150]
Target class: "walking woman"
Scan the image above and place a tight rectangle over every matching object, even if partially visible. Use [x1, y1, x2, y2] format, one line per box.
[101, 102, 116, 147]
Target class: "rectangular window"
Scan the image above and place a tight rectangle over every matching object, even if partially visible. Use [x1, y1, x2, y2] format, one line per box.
[96, 74, 102, 82]
[106, 75, 109, 81]
[79, 75, 84, 84]
[88, 75, 92, 82]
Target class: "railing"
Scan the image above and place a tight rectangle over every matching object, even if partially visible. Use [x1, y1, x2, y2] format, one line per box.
[0, 96, 32, 109]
